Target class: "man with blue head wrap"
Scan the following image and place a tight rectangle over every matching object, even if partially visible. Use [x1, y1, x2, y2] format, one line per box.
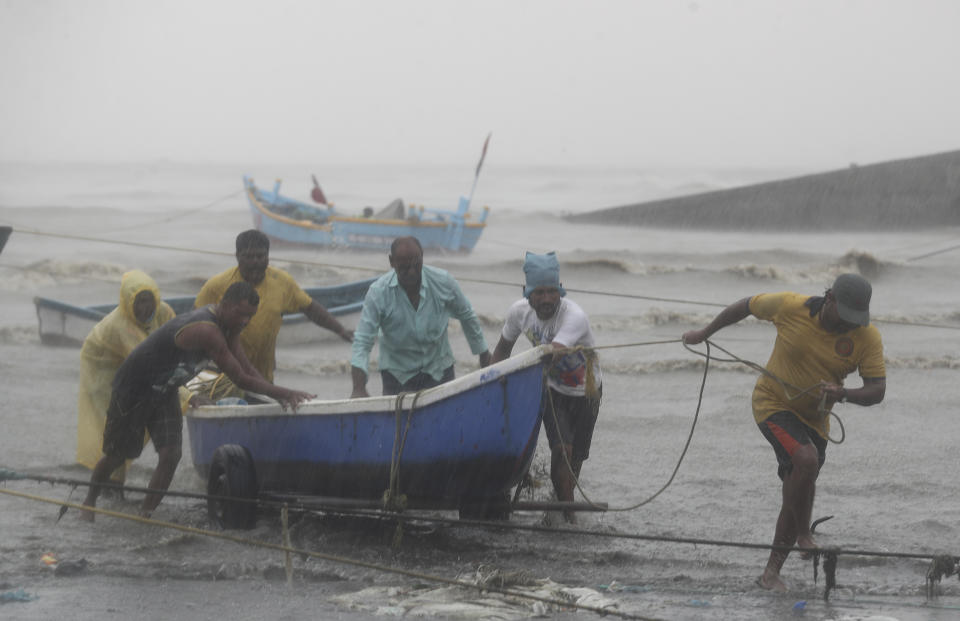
[492, 251, 602, 523]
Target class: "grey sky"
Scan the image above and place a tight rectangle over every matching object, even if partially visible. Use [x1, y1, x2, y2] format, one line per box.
[2, 0, 958, 168]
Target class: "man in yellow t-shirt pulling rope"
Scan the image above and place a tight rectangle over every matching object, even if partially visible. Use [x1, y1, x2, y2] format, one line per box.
[683, 273, 886, 593]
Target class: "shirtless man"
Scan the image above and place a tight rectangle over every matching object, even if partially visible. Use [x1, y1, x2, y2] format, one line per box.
[683, 273, 885, 591]
[80, 281, 314, 520]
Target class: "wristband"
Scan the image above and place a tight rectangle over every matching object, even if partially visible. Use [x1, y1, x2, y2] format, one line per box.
[839, 388, 848, 403]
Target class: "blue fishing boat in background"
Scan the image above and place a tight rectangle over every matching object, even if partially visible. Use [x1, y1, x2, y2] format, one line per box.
[245, 176, 489, 252]
[245, 134, 492, 252]
[185, 346, 548, 527]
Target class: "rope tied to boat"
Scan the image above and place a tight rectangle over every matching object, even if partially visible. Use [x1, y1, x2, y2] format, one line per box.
[383, 389, 426, 546]
[540, 337, 851, 516]
[542, 339, 707, 513]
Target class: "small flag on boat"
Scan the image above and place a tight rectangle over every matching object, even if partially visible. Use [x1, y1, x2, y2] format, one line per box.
[310, 174, 328, 205]
[475, 132, 492, 178]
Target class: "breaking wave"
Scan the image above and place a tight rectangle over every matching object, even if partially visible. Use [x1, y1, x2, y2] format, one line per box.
[884, 355, 960, 370]
[0, 325, 38, 345]
[564, 258, 635, 273]
[0, 259, 127, 290]
[720, 251, 893, 283]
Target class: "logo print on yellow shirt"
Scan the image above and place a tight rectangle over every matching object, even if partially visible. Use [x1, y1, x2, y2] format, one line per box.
[835, 337, 854, 357]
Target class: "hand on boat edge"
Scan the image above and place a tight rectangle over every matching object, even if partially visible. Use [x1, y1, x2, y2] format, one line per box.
[279, 389, 316, 412]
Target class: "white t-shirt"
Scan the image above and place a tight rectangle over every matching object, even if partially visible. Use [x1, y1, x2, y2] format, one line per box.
[501, 297, 602, 396]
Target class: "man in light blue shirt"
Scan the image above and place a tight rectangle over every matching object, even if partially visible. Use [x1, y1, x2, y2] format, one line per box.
[350, 236, 492, 398]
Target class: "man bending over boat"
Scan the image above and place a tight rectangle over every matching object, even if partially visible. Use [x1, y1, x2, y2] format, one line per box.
[682, 273, 885, 592]
[194, 229, 352, 400]
[491, 251, 602, 524]
[80, 281, 314, 521]
[77, 270, 197, 491]
[350, 236, 491, 397]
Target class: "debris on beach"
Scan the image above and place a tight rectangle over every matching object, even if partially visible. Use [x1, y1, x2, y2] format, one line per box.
[330, 565, 618, 618]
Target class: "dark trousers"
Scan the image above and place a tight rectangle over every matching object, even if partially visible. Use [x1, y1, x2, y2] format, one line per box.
[381, 365, 455, 396]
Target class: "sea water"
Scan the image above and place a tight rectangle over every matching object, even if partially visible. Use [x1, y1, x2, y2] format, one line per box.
[1, 160, 959, 620]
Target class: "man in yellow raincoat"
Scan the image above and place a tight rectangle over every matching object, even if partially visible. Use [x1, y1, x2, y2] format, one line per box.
[76, 270, 191, 485]
[194, 230, 352, 399]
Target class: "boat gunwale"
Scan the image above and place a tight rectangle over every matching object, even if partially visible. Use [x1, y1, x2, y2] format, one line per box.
[185, 345, 549, 421]
[33, 277, 376, 323]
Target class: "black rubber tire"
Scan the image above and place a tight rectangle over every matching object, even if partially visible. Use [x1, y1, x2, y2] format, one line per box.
[207, 444, 259, 530]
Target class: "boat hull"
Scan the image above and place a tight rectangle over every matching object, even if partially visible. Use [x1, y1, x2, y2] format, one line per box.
[186, 347, 548, 503]
[245, 176, 486, 252]
[33, 277, 375, 347]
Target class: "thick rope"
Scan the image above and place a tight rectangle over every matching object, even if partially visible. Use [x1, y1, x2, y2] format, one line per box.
[383, 390, 425, 515]
[683, 339, 846, 444]
[541, 334, 854, 516]
[0, 487, 656, 621]
[0, 468, 240, 503]
[4, 472, 958, 585]
[543, 339, 707, 513]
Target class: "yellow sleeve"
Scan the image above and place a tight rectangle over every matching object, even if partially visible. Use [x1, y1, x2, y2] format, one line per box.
[277, 270, 314, 313]
[749, 292, 791, 321]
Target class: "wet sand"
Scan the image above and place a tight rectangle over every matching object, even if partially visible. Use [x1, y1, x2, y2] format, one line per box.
[3, 333, 960, 620]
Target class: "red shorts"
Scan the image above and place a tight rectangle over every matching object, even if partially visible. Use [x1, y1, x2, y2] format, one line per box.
[758, 411, 826, 480]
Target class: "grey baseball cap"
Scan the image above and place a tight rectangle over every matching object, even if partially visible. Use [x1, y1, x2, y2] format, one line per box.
[832, 273, 871, 326]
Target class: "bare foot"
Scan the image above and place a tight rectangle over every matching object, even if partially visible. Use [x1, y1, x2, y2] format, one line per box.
[757, 571, 788, 592]
[78, 506, 95, 523]
[797, 534, 818, 560]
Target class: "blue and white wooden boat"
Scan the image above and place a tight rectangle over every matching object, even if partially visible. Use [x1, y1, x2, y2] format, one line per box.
[33, 277, 376, 347]
[245, 176, 489, 252]
[185, 346, 548, 517]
